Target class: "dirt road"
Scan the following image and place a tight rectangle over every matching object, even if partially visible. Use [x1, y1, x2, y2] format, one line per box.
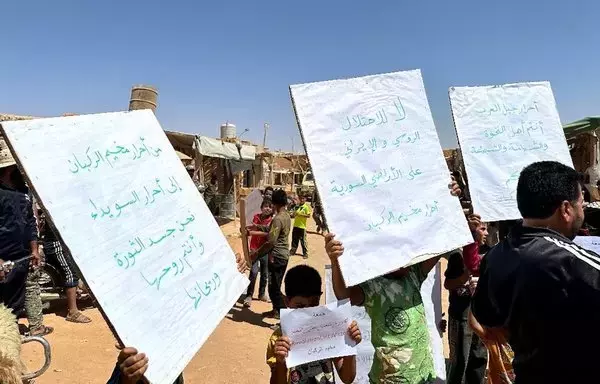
[22, 220, 450, 383]
[21, 222, 335, 383]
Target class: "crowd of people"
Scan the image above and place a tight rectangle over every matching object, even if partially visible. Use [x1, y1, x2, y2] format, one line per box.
[2, 153, 600, 384]
[0, 139, 91, 331]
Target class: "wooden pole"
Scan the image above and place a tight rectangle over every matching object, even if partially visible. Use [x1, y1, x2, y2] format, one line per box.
[239, 198, 251, 266]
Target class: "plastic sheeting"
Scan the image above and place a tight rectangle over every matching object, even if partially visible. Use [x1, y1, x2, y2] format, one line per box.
[195, 136, 255, 161]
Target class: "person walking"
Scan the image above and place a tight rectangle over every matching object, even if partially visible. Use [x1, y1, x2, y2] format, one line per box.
[204, 174, 218, 215]
[42, 219, 91, 323]
[312, 191, 328, 235]
[290, 194, 311, 259]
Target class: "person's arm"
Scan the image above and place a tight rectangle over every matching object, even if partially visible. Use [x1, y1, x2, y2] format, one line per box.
[270, 363, 288, 384]
[254, 218, 281, 258]
[25, 196, 40, 267]
[471, 258, 506, 329]
[445, 269, 470, 290]
[469, 309, 508, 344]
[333, 320, 361, 383]
[325, 234, 365, 305]
[333, 356, 357, 384]
[268, 334, 290, 384]
[444, 252, 470, 290]
[253, 224, 271, 232]
[248, 231, 268, 237]
[107, 347, 148, 384]
[300, 205, 312, 218]
[468, 309, 485, 338]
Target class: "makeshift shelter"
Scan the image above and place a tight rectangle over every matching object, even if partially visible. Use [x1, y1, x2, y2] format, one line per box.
[252, 152, 310, 192]
[0, 114, 36, 122]
[562, 117, 600, 202]
[165, 131, 256, 219]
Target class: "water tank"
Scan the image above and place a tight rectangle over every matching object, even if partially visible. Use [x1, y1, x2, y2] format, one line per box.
[220, 123, 237, 139]
[129, 85, 158, 113]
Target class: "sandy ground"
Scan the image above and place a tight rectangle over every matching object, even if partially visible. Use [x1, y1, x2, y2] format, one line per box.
[21, 219, 450, 383]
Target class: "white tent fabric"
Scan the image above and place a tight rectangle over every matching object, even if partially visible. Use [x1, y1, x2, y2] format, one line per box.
[195, 136, 255, 161]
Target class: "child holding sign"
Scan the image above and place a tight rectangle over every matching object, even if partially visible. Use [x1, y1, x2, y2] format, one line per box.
[266, 265, 362, 384]
[325, 180, 461, 384]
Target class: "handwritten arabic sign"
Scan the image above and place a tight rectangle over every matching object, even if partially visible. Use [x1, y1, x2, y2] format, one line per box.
[449, 81, 573, 221]
[0, 110, 249, 384]
[574, 236, 600, 255]
[324, 265, 446, 383]
[324, 267, 374, 384]
[281, 299, 357, 368]
[290, 70, 472, 286]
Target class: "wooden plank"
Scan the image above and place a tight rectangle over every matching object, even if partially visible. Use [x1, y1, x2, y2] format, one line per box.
[239, 198, 251, 266]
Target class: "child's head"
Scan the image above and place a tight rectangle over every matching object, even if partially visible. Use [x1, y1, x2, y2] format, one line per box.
[475, 222, 488, 245]
[261, 199, 273, 216]
[271, 189, 287, 209]
[284, 265, 322, 309]
[299, 195, 307, 204]
[264, 186, 274, 199]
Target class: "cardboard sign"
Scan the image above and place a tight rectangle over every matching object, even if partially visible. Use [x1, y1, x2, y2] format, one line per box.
[449, 81, 573, 221]
[1, 110, 249, 384]
[290, 70, 472, 286]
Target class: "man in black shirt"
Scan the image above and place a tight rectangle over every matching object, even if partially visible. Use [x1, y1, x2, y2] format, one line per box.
[0, 140, 40, 314]
[472, 161, 599, 384]
[444, 250, 487, 384]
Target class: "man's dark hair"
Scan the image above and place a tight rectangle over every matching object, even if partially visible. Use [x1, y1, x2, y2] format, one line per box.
[517, 161, 582, 219]
[271, 189, 287, 207]
[264, 186, 274, 193]
[284, 265, 322, 298]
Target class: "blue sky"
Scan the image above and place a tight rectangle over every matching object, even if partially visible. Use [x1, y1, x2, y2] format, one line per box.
[2, 0, 599, 151]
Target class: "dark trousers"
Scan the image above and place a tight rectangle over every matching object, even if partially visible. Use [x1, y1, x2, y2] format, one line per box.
[290, 227, 308, 256]
[447, 317, 488, 384]
[0, 262, 29, 315]
[268, 256, 288, 312]
[313, 211, 328, 232]
[247, 254, 268, 298]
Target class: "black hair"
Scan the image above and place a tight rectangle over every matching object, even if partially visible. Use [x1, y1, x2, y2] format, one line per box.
[264, 186, 274, 192]
[517, 161, 582, 219]
[271, 189, 287, 207]
[261, 198, 272, 208]
[284, 265, 322, 298]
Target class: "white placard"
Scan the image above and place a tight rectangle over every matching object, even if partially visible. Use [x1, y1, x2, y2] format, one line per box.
[449, 82, 573, 222]
[1, 111, 249, 384]
[325, 265, 446, 383]
[574, 236, 600, 254]
[245, 188, 263, 226]
[325, 266, 374, 384]
[290, 70, 472, 286]
[281, 300, 357, 368]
